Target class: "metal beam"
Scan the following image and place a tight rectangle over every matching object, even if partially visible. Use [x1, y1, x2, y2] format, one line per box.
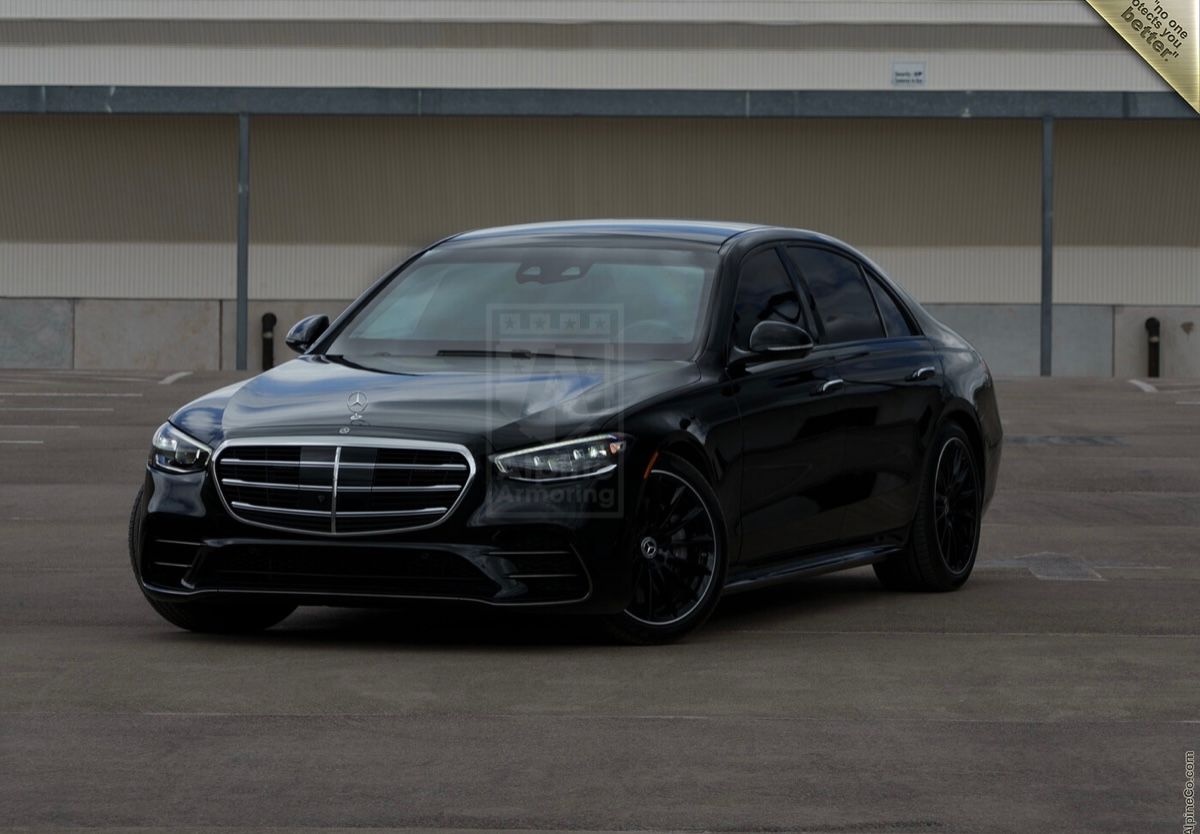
[0, 86, 1195, 119]
[235, 113, 250, 371]
[1040, 115, 1054, 377]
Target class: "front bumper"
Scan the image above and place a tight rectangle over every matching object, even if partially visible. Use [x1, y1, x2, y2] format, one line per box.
[131, 456, 643, 615]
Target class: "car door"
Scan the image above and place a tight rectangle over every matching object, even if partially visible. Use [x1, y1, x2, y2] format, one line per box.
[785, 245, 944, 542]
[729, 245, 858, 564]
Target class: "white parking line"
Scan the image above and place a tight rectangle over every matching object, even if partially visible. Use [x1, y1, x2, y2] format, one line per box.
[0, 439, 43, 444]
[158, 371, 193, 385]
[0, 392, 142, 397]
[1127, 379, 1157, 393]
[987, 552, 1105, 581]
[0, 424, 81, 429]
[0, 374, 152, 384]
[0, 407, 114, 412]
[1177, 401, 1200, 406]
[1091, 565, 1171, 570]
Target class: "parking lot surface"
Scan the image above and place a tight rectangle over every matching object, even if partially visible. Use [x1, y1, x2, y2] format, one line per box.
[1, 370, 1197, 834]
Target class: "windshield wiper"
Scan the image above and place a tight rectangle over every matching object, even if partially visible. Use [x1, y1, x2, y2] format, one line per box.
[436, 348, 601, 360]
[323, 352, 403, 359]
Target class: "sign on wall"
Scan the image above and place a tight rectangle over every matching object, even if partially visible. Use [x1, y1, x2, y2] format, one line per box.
[891, 61, 927, 87]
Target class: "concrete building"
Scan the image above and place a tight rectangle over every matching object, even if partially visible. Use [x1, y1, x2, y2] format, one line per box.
[0, 1, 1197, 375]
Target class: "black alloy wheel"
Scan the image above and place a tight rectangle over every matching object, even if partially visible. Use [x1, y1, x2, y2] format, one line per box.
[932, 436, 980, 574]
[604, 455, 726, 644]
[874, 422, 982, 592]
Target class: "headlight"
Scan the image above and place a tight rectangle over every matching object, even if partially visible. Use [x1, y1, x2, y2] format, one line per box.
[150, 422, 212, 473]
[492, 434, 628, 482]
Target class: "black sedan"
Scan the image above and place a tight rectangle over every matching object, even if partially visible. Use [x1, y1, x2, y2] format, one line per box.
[130, 220, 1002, 643]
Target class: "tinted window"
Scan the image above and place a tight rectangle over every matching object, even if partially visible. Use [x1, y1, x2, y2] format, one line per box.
[787, 247, 884, 343]
[868, 274, 916, 337]
[326, 239, 718, 361]
[731, 248, 802, 350]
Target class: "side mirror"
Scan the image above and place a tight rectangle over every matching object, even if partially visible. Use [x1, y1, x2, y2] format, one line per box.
[285, 314, 330, 354]
[746, 321, 815, 361]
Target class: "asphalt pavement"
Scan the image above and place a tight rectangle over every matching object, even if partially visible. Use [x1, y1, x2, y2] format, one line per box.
[1, 369, 1197, 834]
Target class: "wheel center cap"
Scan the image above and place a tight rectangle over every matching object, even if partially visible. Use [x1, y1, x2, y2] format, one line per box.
[640, 536, 659, 560]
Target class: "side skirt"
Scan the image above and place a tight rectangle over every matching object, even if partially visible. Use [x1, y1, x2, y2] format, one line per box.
[722, 544, 900, 595]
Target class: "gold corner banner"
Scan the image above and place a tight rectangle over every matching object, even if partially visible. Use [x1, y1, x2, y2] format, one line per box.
[1084, 0, 1199, 112]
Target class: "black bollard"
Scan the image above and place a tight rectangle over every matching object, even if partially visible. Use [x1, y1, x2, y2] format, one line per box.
[262, 312, 277, 371]
[1144, 317, 1160, 378]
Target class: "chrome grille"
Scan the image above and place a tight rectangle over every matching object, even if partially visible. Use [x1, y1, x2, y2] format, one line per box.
[212, 438, 475, 535]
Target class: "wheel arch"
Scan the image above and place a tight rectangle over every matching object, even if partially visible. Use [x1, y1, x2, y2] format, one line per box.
[648, 432, 740, 563]
[939, 406, 987, 486]
[655, 435, 715, 485]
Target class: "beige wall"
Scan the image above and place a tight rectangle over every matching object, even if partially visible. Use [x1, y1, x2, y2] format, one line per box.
[1057, 121, 1200, 248]
[1055, 120, 1200, 306]
[0, 11, 1170, 93]
[0, 115, 235, 243]
[1, 115, 1196, 309]
[0, 115, 237, 299]
[0, 2, 1104, 25]
[250, 117, 1041, 246]
[0, 46, 1165, 92]
[0, 4, 1193, 373]
[245, 115, 1044, 303]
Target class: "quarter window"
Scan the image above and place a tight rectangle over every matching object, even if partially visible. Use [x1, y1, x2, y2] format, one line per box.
[867, 274, 916, 338]
[731, 248, 802, 350]
[787, 247, 885, 343]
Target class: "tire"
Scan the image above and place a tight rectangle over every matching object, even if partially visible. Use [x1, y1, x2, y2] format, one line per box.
[602, 453, 728, 644]
[129, 488, 297, 634]
[874, 422, 982, 592]
[142, 595, 297, 634]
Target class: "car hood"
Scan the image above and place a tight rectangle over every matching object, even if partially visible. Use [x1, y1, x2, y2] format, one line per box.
[171, 354, 700, 452]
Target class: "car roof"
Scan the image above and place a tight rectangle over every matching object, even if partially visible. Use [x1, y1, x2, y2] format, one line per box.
[448, 219, 766, 246]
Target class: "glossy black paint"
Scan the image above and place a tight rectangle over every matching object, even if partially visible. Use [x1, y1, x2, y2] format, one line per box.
[133, 220, 1002, 614]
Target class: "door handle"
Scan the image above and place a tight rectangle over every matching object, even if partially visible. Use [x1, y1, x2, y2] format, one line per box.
[908, 366, 937, 382]
[819, 378, 845, 394]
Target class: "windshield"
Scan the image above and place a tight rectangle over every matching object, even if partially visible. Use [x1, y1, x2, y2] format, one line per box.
[324, 238, 719, 361]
